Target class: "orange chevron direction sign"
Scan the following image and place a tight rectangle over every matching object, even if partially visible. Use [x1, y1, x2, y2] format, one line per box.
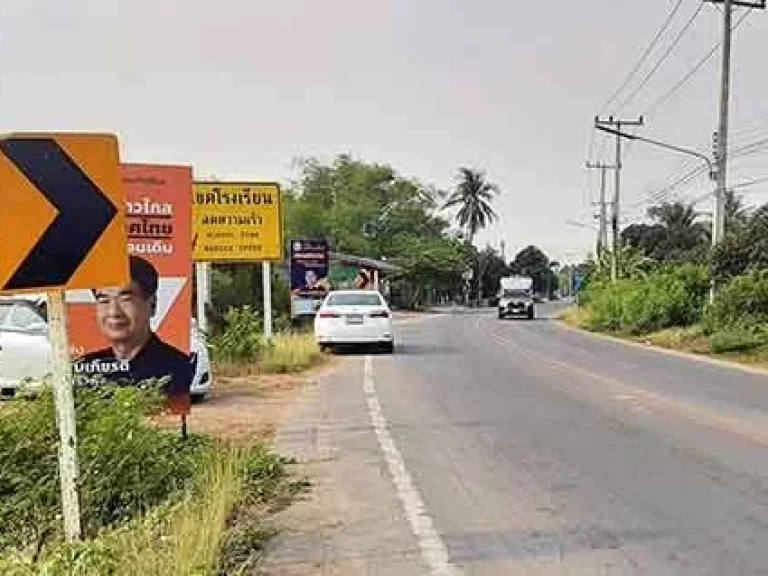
[0, 133, 129, 294]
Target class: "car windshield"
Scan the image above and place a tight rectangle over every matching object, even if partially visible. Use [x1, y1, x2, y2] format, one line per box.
[503, 290, 530, 299]
[326, 293, 383, 307]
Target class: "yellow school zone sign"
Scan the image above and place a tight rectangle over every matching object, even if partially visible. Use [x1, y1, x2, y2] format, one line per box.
[192, 182, 284, 262]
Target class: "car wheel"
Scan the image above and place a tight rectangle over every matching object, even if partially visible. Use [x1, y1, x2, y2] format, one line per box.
[528, 309, 535, 320]
[191, 391, 209, 403]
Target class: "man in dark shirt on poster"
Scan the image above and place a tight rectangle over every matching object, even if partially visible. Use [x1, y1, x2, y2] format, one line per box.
[73, 255, 193, 414]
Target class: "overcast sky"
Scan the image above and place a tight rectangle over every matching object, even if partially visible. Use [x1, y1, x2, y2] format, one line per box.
[1, 0, 767, 263]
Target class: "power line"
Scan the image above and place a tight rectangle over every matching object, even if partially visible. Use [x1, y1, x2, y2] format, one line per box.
[730, 116, 768, 140]
[624, 174, 768, 224]
[630, 134, 768, 209]
[600, 0, 687, 113]
[645, 7, 754, 117]
[732, 175, 768, 188]
[627, 119, 768, 209]
[614, 1, 706, 114]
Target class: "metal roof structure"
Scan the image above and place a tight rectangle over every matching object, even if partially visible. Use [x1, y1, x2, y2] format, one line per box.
[329, 251, 402, 273]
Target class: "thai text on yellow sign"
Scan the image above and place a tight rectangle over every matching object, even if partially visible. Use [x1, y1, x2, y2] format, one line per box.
[192, 182, 284, 262]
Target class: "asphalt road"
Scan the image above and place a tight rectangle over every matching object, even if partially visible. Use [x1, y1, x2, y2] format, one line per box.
[264, 305, 768, 575]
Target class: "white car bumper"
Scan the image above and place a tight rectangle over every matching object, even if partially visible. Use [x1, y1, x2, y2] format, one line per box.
[315, 318, 394, 345]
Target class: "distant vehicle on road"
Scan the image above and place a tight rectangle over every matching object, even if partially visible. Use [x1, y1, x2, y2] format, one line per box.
[497, 276, 535, 320]
[314, 289, 394, 353]
[0, 296, 212, 399]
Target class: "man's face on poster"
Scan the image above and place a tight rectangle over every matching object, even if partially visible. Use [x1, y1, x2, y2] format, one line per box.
[305, 269, 318, 287]
[94, 281, 155, 345]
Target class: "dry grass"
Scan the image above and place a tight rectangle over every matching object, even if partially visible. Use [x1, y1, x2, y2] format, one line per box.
[260, 333, 324, 374]
[110, 449, 244, 576]
[105, 446, 304, 576]
[638, 326, 711, 354]
[215, 333, 325, 377]
[559, 306, 592, 328]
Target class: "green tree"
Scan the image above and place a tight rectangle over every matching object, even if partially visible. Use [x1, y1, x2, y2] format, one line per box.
[285, 154, 447, 260]
[621, 223, 667, 259]
[391, 236, 470, 309]
[469, 246, 509, 301]
[712, 203, 768, 281]
[646, 201, 710, 261]
[724, 189, 749, 231]
[282, 154, 471, 309]
[509, 246, 559, 297]
[442, 167, 500, 243]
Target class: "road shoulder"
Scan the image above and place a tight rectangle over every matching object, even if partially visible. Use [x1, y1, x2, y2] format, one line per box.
[257, 355, 425, 576]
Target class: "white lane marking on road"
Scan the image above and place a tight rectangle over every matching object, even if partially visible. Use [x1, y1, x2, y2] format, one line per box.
[363, 356, 462, 576]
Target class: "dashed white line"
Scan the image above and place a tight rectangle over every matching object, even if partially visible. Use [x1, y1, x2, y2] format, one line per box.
[363, 355, 463, 576]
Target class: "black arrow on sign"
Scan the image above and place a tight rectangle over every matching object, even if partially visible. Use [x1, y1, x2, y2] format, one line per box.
[0, 138, 118, 290]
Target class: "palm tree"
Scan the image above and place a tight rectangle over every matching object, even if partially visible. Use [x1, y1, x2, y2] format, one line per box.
[596, 245, 654, 280]
[647, 201, 709, 258]
[442, 168, 500, 244]
[724, 189, 749, 230]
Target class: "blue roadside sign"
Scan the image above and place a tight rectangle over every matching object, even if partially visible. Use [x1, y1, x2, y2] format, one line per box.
[573, 271, 584, 293]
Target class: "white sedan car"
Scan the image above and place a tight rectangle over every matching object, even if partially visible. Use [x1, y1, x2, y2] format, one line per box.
[0, 296, 212, 400]
[314, 290, 394, 353]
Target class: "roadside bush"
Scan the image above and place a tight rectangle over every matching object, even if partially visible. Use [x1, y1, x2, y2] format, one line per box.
[709, 325, 767, 354]
[209, 305, 264, 364]
[704, 270, 768, 332]
[581, 279, 625, 331]
[580, 264, 710, 335]
[0, 386, 210, 553]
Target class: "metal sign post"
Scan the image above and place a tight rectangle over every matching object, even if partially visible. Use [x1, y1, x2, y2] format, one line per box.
[263, 261, 273, 340]
[48, 290, 82, 541]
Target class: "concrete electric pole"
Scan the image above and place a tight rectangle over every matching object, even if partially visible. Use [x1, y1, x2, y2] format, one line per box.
[586, 162, 616, 261]
[594, 117, 644, 281]
[705, 0, 765, 293]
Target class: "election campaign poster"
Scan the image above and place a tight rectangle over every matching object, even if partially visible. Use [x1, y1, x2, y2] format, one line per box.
[290, 239, 330, 317]
[65, 164, 193, 415]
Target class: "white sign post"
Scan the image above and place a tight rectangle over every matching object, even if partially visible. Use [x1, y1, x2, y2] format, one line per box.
[195, 262, 211, 335]
[263, 261, 273, 340]
[47, 290, 82, 541]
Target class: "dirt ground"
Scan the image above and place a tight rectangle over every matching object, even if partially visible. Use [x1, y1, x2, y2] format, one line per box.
[172, 360, 341, 445]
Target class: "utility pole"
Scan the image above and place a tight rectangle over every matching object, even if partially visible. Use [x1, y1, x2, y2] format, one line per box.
[705, 0, 765, 295]
[585, 162, 615, 260]
[594, 116, 644, 281]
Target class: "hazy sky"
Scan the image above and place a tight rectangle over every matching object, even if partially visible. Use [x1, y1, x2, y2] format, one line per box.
[1, 0, 767, 263]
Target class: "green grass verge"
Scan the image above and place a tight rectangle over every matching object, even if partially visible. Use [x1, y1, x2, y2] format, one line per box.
[0, 444, 309, 576]
[561, 306, 768, 369]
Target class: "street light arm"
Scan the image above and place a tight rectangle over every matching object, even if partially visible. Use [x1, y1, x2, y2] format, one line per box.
[594, 125, 714, 178]
[565, 219, 598, 231]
